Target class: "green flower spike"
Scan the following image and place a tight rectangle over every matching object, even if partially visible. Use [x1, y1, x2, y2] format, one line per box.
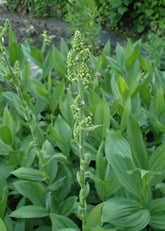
[66, 31, 92, 230]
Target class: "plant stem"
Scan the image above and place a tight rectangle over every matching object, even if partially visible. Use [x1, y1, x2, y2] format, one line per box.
[78, 78, 86, 230]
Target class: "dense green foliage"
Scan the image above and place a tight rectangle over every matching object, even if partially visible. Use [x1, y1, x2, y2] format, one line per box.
[6, 0, 68, 17]
[0, 19, 165, 230]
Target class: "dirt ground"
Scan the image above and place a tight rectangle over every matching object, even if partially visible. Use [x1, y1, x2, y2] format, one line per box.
[0, 3, 72, 50]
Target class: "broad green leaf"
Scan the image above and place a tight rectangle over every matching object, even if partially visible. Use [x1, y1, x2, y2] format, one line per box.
[126, 43, 141, 69]
[53, 116, 72, 155]
[102, 40, 111, 56]
[94, 98, 110, 141]
[85, 203, 103, 229]
[50, 80, 65, 113]
[45, 153, 67, 165]
[49, 125, 64, 145]
[60, 196, 78, 216]
[95, 143, 121, 200]
[102, 198, 150, 231]
[55, 164, 72, 201]
[14, 180, 46, 206]
[148, 143, 165, 185]
[13, 219, 25, 231]
[50, 46, 67, 78]
[155, 183, 165, 195]
[0, 176, 8, 218]
[111, 75, 123, 107]
[47, 177, 66, 191]
[12, 167, 46, 181]
[23, 61, 32, 92]
[10, 205, 48, 218]
[36, 84, 48, 101]
[120, 97, 131, 130]
[0, 126, 12, 146]
[128, 168, 163, 187]
[139, 55, 153, 74]
[9, 150, 24, 165]
[22, 44, 43, 67]
[60, 38, 69, 61]
[105, 130, 144, 198]
[106, 56, 127, 79]
[43, 47, 54, 79]
[9, 28, 17, 47]
[3, 106, 16, 140]
[149, 142, 165, 171]
[127, 114, 148, 169]
[118, 75, 129, 98]
[96, 142, 106, 180]
[31, 47, 43, 67]
[55, 116, 72, 143]
[156, 86, 164, 117]
[0, 138, 12, 155]
[9, 43, 21, 64]
[59, 91, 74, 127]
[128, 72, 141, 97]
[50, 213, 80, 231]
[148, 198, 165, 230]
[0, 218, 7, 231]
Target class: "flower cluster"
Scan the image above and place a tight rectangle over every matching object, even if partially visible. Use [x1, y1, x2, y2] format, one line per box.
[67, 30, 91, 87]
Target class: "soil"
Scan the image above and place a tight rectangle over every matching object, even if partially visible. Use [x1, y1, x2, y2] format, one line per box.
[0, 3, 72, 50]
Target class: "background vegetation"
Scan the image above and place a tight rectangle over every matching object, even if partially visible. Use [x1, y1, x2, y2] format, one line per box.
[6, 0, 165, 34]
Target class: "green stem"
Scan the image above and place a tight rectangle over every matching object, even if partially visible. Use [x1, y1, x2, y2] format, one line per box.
[78, 78, 86, 230]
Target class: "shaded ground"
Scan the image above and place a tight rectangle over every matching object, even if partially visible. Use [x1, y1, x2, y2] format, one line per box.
[0, 3, 72, 49]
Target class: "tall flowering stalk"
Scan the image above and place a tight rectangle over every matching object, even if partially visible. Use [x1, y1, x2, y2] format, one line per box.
[67, 31, 91, 230]
[0, 20, 51, 186]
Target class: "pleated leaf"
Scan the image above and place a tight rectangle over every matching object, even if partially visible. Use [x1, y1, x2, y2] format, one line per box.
[105, 130, 144, 198]
[12, 167, 46, 181]
[101, 198, 150, 231]
[94, 98, 110, 141]
[10, 205, 48, 218]
[148, 142, 165, 184]
[148, 198, 165, 230]
[127, 114, 148, 169]
[50, 213, 80, 231]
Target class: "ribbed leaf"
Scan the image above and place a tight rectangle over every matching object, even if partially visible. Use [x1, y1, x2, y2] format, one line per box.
[0, 138, 12, 156]
[102, 198, 150, 231]
[148, 198, 165, 230]
[12, 167, 46, 181]
[50, 213, 80, 231]
[105, 130, 144, 198]
[85, 203, 103, 229]
[149, 143, 165, 171]
[94, 98, 110, 141]
[10, 205, 48, 218]
[127, 114, 148, 169]
[156, 86, 164, 117]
